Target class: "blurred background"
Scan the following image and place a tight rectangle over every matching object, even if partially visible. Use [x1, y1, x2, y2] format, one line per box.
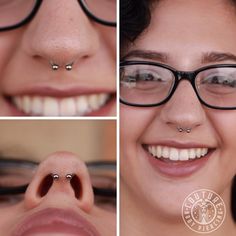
[0, 120, 116, 162]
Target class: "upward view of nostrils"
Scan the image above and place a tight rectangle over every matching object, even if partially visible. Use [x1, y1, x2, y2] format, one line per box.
[24, 152, 94, 213]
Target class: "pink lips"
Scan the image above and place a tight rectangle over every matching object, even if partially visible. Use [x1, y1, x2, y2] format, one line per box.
[12, 208, 101, 236]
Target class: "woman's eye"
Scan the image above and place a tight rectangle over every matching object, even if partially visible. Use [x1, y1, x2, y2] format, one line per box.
[202, 75, 236, 88]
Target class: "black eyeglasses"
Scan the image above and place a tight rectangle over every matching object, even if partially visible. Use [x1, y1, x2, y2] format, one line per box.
[120, 61, 236, 110]
[0, 158, 116, 210]
[0, 0, 116, 32]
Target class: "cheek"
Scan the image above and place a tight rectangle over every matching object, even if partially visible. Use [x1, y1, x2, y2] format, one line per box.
[0, 32, 21, 72]
[210, 112, 236, 172]
[98, 27, 116, 58]
[120, 106, 156, 147]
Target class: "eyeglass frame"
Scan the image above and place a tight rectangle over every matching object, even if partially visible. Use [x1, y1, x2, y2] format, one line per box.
[0, 158, 116, 197]
[0, 0, 116, 32]
[120, 60, 236, 110]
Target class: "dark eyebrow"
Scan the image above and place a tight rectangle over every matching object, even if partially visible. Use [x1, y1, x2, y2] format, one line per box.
[202, 52, 236, 64]
[122, 50, 168, 63]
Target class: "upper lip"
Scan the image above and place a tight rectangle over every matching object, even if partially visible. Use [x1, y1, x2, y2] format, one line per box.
[5, 84, 115, 98]
[144, 140, 216, 149]
[11, 208, 101, 236]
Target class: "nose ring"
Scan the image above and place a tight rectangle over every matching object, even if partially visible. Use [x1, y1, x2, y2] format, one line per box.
[51, 173, 75, 180]
[50, 61, 74, 71]
[52, 173, 59, 180]
[65, 174, 74, 180]
[177, 127, 192, 133]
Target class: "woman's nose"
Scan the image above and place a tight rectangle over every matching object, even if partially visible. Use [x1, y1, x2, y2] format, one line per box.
[24, 151, 94, 213]
[21, 0, 99, 67]
[159, 80, 206, 130]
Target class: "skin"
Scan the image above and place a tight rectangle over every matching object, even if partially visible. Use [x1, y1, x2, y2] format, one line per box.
[0, 0, 116, 116]
[0, 121, 116, 235]
[121, 0, 236, 235]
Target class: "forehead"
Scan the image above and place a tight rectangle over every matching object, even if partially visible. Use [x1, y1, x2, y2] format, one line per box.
[131, 0, 236, 69]
[0, 121, 116, 163]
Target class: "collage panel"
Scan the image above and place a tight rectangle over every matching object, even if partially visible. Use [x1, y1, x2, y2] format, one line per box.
[0, 120, 116, 235]
[0, 0, 116, 117]
[120, 0, 236, 235]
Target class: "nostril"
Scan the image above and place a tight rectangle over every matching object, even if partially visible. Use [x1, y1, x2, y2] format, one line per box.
[70, 175, 82, 199]
[38, 174, 54, 197]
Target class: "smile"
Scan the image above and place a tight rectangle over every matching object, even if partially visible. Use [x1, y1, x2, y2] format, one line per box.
[147, 145, 208, 161]
[11, 93, 111, 116]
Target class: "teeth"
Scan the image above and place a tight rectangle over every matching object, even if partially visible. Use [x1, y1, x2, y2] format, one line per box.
[148, 145, 209, 161]
[12, 93, 109, 116]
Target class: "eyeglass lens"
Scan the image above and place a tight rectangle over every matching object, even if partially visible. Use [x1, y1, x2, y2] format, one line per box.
[0, 0, 116, 30]
[121, 64, 236, 108]
[120, 64, 175, 105]
[0, 0, 36, 28]
[81, 0, 116, 24]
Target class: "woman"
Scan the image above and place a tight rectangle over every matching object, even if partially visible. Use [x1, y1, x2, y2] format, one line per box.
[0, 0, 116, 116]
[0, 120, 116, 235]
[120, 0, 236, 235]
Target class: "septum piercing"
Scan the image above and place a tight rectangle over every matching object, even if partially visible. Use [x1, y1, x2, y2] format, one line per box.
[177, 127, 192, 133]
[52, 173, 59, 180]
[51, 173, 74, 180]
[50, 61, 74, 71]
[65, 174, 74, 180]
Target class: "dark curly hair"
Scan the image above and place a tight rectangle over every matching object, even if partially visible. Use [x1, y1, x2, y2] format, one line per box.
[120, 0, 153, 51]
[120, 0, 236, 222]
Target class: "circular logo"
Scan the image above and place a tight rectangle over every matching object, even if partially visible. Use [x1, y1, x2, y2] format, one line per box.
[182, 189, 226, 234]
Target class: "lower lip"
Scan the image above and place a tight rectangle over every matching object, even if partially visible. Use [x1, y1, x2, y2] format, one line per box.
[145, 148, 213, 178]
[5, 94, 116, 117]
[23, 224, 92, 236]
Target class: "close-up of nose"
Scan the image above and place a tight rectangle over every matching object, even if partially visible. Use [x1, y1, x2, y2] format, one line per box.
[160, 81, 206, 130]
[24, 152, 94, 213]
[22, 0, 99, 68]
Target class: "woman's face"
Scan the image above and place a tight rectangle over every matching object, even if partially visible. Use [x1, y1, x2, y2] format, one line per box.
[121, 0, 236, 220]
[0, 0, 116, 116]
[0, 121, 116, 235]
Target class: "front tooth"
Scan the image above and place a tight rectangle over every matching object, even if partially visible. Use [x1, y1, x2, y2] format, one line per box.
[169, 148, 179, 161]
[43, 97, 59, 116]
[179, 149, 189, 161]
[60, 98, 76, 116]
[76, 96, 90, 115]
[157, 146, 162, 158]
[31, 96, 43, 115]
[189, 149, 196, 159]
[162, 147, 169, 158]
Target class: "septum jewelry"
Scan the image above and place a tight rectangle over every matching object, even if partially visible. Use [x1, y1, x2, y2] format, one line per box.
[177, 127, 192, 133]
[51, 173, 74, 180]
[50, 61, 74, 71]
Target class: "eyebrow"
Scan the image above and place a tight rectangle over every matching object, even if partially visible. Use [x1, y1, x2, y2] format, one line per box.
[202, 52, 236, 64]
[122, 50, 236, 65]
[122, 50, 168, 63]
